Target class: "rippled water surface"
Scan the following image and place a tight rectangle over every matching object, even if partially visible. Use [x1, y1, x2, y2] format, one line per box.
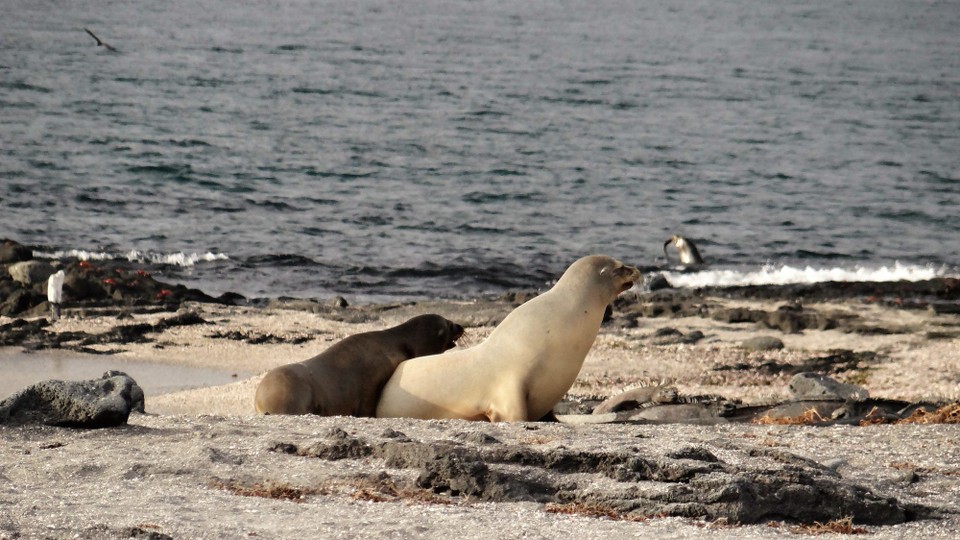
[2, 0, 958, 300]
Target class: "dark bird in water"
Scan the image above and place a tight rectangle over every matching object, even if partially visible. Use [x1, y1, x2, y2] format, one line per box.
[84, 28, 118, 52]
[663, 235, 704, 267]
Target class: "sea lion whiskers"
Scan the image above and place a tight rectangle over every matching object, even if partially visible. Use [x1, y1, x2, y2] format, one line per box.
[443, 324, 464, 349]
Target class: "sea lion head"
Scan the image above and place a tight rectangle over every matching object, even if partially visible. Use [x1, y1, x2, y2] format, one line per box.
[663, 235, 679, 262]
[663, 234, 703, 266]
[396, 314, 465, 357]
[562, 255, 641, 302]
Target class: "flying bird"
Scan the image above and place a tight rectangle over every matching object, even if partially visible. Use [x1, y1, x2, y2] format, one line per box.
[84, 28, 119, 52]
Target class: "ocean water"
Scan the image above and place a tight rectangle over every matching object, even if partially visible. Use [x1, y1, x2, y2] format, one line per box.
[2, 0, 958, 302]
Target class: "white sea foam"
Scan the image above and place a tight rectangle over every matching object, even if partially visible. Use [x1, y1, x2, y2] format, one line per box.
[662, 262, 950, 289]
[36, 249, 229, 267]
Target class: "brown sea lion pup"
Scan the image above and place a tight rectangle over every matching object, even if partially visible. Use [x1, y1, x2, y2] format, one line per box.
[254, 314, 464, 416]
[376, 255, 641, 422]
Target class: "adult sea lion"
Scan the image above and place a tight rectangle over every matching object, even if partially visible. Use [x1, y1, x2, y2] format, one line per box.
[663, 234, 703, 267]
[376, 255, 641, 422]
[254, 314, 464, 416]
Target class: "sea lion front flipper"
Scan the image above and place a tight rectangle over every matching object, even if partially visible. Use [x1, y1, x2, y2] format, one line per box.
[486, 386, 528, 422]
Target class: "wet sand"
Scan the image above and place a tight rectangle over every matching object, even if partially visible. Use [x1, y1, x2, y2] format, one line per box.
[0, 349, 249, 401]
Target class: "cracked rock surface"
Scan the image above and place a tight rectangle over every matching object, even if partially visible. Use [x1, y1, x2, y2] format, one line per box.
[2, 414, 957, 539]
[0, 371, 144, 427]
[271, 426, 919, 525]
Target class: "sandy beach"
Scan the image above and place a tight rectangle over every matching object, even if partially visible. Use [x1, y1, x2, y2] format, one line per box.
[3, 0, 957, 535]
[2, 291, 960, 538]
[26, 293, 958, 415]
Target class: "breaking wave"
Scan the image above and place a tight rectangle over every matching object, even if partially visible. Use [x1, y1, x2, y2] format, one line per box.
[35, 249, 230, 267]
[662, 262, 953, 289]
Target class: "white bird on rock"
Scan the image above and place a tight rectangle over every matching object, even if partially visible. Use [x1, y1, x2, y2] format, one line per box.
[47, 270, 65, 321]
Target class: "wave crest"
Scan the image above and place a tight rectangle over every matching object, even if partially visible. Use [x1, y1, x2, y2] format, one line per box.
[663, 262, 951, 288]
[36, 249, 229, 267]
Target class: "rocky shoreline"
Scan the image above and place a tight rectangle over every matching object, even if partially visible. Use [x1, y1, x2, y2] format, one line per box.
[2, 238, 960, 538]
[1, 239, 241, 321]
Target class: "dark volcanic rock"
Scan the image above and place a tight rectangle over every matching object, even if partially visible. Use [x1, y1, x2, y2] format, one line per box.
[82, 311, 209, 347]
[795, 350, 878, 374]
[714, 349, 877, 377]
[723, 397, 944, 426]
[296, 427, 374, 460]
[645, 273, 672, 291]
[207, 328, 311, 345]
[931, 302, 960, 315]
[0, 248, 245, 317]
[0, 318, 51, 346]
[0, 288, 42, 317]
[377, 439, 555, 501]
[62, 264, 110, 301]
[788, 372, 869, 401]
[741, 336, 784, 351]
[760, 304, 818, 333]
[649, 327, 705, 345]
[701, 278, 960, 304]
[274, 428, 921, 526]
[623, 280, 958, 330]
[714, 303, 840, 334]
[0, 310, 209, 352]
[0, 371, 144, 428]
[454, 431, 501, 445]
[658, 468, 910, 525]
[7, 260, 55, 287]
[666, 445, 720, 462]
[121, 526, 174, 540]
[61, 261, 220, 306]
[0, 239, 32, 263]
[712, 307, 768, 324]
